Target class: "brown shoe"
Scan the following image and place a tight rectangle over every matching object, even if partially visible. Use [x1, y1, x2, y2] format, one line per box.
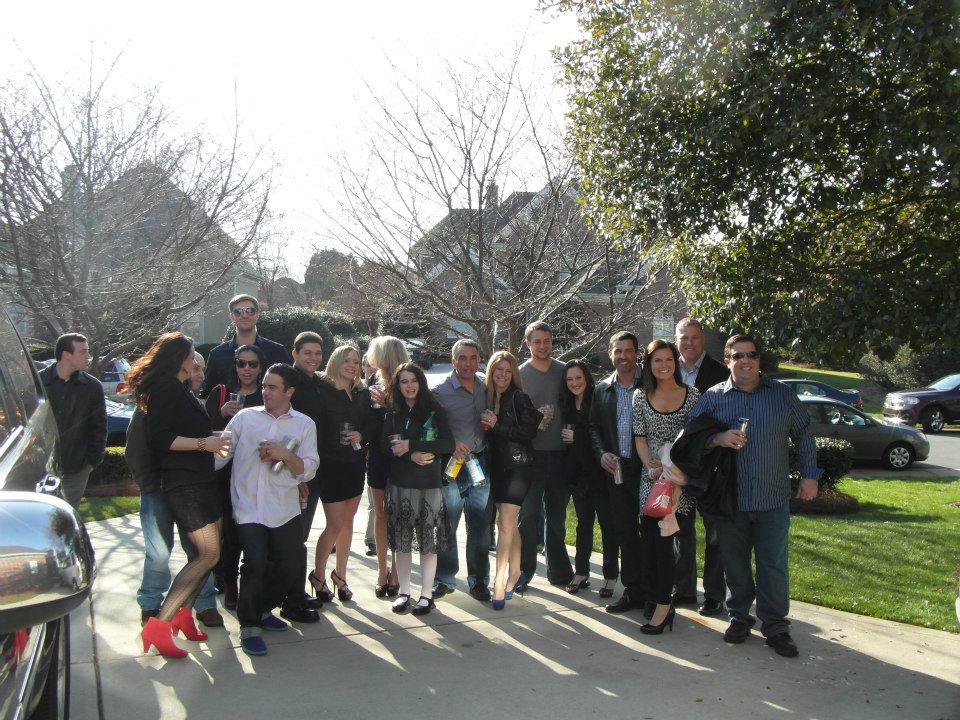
[196, 608, 224, 627]
[140, 608, 159, 627]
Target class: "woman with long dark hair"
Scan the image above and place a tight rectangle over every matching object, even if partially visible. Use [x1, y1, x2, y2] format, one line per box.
[381, 362, 453, 615]
[559, 359, 618, 597]
[632, 339, 700, 635]
[484, 350, 542, 610]
[126, 332, 229, 658]
[205, 344, 266, 609]
[309, 345, 374, 604]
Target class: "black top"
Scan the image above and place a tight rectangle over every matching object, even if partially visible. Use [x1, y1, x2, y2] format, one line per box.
[201, 333, 291, 397]
[563, 401, 602, 482]
[590, 371, 644, 463]
[316, 374, 375, 467]
[38, 364, 107, 474]
[381, 402, 454, 489]
[205, 385, 264, 431]
[693, 353, 730, 394]
[145, 377, 214, 491]
[488, 386, 542, 473]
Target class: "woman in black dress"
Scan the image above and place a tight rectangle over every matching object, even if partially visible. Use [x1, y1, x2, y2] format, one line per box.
[381, 363, 453, 616]
[484, 350, 542, 610]
[559, 360, 619, 597]
[309, 345, 374, 603]
[127, 332, 229, 658]
[205, 344, 266, 609]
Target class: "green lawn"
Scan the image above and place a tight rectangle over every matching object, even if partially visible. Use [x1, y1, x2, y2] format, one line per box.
[79, 495, 140, 522]
[565, 476, 960, 632]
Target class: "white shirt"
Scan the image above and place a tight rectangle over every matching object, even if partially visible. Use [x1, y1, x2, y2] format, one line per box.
[215, 405, 319, 528]
[679, 351, 707, 387]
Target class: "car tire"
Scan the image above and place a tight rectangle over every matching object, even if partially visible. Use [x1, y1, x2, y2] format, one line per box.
[883, 442, 914, 471]
[31, 616, 70, 720]
[920, 407, 946, 433]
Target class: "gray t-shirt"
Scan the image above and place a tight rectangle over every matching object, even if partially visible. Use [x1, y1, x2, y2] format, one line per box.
[519, 358, 565, 452]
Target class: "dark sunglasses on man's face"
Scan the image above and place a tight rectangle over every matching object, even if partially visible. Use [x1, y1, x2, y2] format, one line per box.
[728, 351, 760, 361]
[231, 307, 257, 316]
[235, 360, 260, 369]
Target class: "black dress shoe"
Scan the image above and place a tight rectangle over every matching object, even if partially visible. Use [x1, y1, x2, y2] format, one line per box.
[723, 620, 752, 644]
[671, 593, 698, 607]
[280, 605, 320, 624]
[765, 632, 799, 658]
[365, 543, 377, 557]
[304, 596, 324, 610]
[698, 599, 723, 616]
[432, 583, 454, 598]
[469, 584, 492, 602]
[605, 593, 639, 614]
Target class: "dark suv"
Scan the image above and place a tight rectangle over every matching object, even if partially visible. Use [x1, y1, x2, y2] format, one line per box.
[0, 307, 95, 720]
[883, 373, 960, 433]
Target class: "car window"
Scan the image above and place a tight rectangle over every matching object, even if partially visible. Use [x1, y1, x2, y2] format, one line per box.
[0, 311, 40, 445]
[805, 404, 824, 423]
[796, 382, 825, 396]
[825, 403, 866, 426]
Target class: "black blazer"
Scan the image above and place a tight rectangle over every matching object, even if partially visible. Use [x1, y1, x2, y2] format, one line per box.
[693, 354, 730, 394]
[488, 386, 542, 474]
[316, 374, 375, 466]
[589, 371, 643, 463]
[146, 377, 214, 491]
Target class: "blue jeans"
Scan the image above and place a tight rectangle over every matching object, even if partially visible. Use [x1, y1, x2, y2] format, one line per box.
[718, 502, 791, 637]
[138, 491, 217, 612]
[436, 458, 492, 590]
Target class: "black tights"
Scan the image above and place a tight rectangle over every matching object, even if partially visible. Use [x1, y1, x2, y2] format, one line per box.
[158, 520, 221, 621]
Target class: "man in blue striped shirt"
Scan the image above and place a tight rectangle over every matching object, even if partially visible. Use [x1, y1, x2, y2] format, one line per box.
[687, 334, 820, 658]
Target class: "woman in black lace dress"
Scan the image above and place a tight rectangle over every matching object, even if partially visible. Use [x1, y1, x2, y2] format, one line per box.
[381, 362, 453, 616]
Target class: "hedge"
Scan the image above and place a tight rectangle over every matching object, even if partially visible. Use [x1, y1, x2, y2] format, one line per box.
[789, 436, 853, 493]
[86, 447, 138, 497]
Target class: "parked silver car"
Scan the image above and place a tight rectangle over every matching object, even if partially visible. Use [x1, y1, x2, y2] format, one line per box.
[0, 306, 95, 720]
[800, 396, 930, 470]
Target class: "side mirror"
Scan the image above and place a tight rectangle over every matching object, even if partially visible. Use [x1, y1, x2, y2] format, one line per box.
[0, 492, 96, 634]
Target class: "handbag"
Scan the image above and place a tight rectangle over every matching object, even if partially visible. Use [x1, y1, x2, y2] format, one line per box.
[506, 393, 533, 466]
[642, 475, 674, 518]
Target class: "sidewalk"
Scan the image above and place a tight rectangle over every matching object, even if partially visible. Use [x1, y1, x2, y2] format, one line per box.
[70, 496, 960, 720]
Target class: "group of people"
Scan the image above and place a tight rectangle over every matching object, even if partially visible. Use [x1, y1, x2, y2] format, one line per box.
[42, 292, 821, 661]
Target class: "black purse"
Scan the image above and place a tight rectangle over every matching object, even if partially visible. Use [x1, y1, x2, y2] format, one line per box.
[505, 393, 533, 466]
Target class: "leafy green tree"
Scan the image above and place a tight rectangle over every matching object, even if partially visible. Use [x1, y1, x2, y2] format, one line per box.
[557, 0, 960, 363]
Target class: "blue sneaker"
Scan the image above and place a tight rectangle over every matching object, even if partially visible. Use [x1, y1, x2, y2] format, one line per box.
[240, 635, 267, 656]
[261, 614, 289, 632]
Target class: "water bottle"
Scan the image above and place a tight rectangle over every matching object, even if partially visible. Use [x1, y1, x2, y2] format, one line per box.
[464, 453, 485, 487]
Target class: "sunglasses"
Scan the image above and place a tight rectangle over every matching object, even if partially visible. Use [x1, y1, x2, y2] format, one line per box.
[235, 360, 260, 369]
[728, 351, 760, 361]
[231, 307, 258, 317]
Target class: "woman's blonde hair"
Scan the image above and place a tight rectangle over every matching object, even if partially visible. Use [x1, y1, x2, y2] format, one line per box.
[367, 336, 410, 388]
[325, 345, 363, 391]
[485, 350, 522, 408]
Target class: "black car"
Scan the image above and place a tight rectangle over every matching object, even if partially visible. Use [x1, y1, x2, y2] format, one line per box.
[0, 307, 95, 720]
[883, 373, 960, 433]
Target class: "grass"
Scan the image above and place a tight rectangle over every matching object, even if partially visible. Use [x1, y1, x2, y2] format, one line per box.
[565, 475, 960, 632]
[79, 495, 140, 522]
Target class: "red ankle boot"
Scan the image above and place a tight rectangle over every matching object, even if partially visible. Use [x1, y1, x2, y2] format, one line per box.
[171, 607, 208, 641]
[141, 617, 188, 658]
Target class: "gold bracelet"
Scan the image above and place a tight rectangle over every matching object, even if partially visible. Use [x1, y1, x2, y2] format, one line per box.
[197, 438, 206, 452]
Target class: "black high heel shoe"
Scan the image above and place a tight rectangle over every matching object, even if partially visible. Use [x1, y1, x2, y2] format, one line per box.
[308, 571, 334, 603]
[331, 569, 353, 602]
[640, 606, 676, 635]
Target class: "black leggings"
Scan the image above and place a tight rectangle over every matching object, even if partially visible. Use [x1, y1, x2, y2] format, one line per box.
[640, 514, 676, 606]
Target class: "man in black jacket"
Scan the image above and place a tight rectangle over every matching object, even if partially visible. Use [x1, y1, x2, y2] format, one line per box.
[589, 331, 644, 614]
[39, 333, 107, 508]
[673, 317, 730, 616]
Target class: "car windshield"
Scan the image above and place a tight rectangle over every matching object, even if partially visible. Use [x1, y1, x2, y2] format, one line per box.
[928, 374, 960, 391]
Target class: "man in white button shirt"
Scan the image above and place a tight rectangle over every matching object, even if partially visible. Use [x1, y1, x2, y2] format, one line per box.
[216, 363, 319, 657]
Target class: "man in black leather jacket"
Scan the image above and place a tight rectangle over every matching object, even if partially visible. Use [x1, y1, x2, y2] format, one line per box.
[589, 331, 645, 614]
[39, 333, 106, 508]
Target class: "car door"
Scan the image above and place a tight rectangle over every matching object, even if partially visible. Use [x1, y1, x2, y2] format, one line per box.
[820, 402, 884, 461]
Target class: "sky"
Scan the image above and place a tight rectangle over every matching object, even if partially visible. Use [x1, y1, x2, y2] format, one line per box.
[3, 1, 580, 278]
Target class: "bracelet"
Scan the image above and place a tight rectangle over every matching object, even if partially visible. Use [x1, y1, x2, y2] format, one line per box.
[197, 438, 206, 452]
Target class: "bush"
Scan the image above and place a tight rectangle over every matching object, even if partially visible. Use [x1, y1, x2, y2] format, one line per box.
[255, 306, 335, 355]
[312, 309, 357, 337]
[859, 344, 957, 390]
[789, 437, 853, 492]
[86, 447, 138, 497]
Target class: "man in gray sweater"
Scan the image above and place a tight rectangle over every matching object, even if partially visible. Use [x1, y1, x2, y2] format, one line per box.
[518, 321, 574, 588]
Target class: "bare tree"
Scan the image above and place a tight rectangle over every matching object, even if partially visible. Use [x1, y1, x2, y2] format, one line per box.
[323, 50, 666, 358]
[0, 57, 271, 371]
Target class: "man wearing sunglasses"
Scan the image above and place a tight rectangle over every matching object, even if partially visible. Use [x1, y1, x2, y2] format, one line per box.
[201, 294, 291, 397]
[686, 334, 820, 658]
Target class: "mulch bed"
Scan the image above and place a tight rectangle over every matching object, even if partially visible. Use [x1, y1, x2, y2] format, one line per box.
[84, 479, 140, 498]
[790, 487, 859, 515]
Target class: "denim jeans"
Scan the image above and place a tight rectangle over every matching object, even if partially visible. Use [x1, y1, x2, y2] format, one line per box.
[138, 491, 217, 612]
[569, 473, 618, 579]
[519, 450, 572, 584]
[436, 456, 492, 590]
[718, 502, 791, 637]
